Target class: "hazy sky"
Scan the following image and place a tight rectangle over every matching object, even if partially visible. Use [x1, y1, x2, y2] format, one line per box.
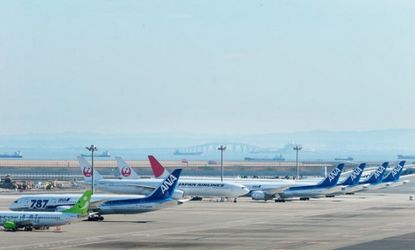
[1, 1, 414, 135]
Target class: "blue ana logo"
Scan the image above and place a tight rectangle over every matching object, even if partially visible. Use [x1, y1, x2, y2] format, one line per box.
[160, 174, 177, 194]
[328, 167, 342, 182]
[58, 198, 71, 203]
[391, 164, 404, 177]
[374, 166, 386, 179]
[350, 167, 363, 181]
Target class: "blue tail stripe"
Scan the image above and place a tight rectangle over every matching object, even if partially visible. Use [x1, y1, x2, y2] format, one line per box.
[287, 163, 345, 191]
[362, 162, 388, 184]
[340, 163, 366, 186]
[316, 163, 345, 188]
[144, 169, 182, 202]
[382, 161, 405, 183]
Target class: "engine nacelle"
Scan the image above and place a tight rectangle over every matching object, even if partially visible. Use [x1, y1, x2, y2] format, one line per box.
[55, 206, 71, 212]
[251, 191, 266, 201]
[172, 190, 185, 200]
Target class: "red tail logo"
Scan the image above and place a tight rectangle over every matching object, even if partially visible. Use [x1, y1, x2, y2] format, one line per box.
[148, 155, 165, 178]
[121, 167, 132, 177]
[83, 167, 92, 177]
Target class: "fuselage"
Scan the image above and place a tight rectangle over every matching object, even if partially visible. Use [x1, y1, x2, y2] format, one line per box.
[278, 185, 343, 199]
[90, 179, 249, 198]
[10, 194, 145, 212]
[0, 211, 80, 227]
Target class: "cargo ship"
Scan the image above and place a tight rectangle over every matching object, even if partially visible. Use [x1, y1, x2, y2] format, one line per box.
[0, 151, 23, 158]
[334, 157, 354, 161]
[397, 154, 415, 159]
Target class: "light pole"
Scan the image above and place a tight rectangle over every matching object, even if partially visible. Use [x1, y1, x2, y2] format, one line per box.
[85, 145, 98, 194]
[217, 145, 226, 182]
[293, 145, 302, 179]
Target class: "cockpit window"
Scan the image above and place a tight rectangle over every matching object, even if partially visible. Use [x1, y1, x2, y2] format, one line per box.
[13, 200, 18, 203]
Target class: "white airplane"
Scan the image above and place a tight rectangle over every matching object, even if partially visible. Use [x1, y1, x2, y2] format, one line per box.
[0, 190, 92, 231]
[78, 156, 249, 201]
[147, 155, 330, 201]
[10, 169, 184, 221]
[274, 163, 345, 201]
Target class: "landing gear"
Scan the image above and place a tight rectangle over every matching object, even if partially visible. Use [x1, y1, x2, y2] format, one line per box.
[345, 192, 355, 195]
[88, 214, 104, 221]
[24, 226, 32, 231]
[275, 198, 286, 203]
[299, 197, 310, 201]
[233, 198, 237, 203]
[325, 194, 335, 198]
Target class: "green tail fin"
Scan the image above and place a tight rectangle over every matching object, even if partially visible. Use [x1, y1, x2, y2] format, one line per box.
[62, 190, 92, 216]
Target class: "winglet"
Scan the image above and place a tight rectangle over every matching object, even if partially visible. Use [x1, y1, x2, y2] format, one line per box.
[115, 157, 140, 179]
[62, 190, 92, 216]
[145, 169, 182, 201]
[383, 161, 405, 182]
[340, 163, 366, 186]
[148, 155, 170, 178]
[316, 163, 345, 188]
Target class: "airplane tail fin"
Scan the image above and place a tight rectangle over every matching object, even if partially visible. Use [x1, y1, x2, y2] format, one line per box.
[77, 156, 103, 182]
[316, 163, 345, 188]
[364, 162, 389, 184]
[340, 163, 366, 186]
[383, 161, 405, 182]
[115, 157, 140, 179]
[62, 190, 92, 216]
[148, 155, 171, 178]
[145, 169, 182, 201]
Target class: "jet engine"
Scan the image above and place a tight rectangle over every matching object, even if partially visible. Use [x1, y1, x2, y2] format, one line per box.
[251, 190, 266, 200]
[173, 190, 185, 200]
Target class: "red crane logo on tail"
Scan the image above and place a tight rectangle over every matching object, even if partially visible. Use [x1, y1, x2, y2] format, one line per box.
[83, 167, 92, 177]
[121, 167, 132, 177]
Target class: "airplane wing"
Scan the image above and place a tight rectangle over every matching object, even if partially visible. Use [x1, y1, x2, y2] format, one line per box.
[400, 173, 415, 181]
[262, 187, 289, 196]
[122, 183, 157, 195]
[177, 198, 192, 204]
[89, 200, 109, 210]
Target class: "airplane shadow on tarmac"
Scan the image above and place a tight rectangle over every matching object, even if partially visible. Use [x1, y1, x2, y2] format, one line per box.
[86, 220, 152, 224]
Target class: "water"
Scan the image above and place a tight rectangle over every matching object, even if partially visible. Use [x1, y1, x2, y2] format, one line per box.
[0, 146, 403, 162]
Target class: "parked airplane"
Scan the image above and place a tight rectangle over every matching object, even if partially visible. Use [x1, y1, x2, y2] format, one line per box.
[147, 155, 334, 202]
[10, 169, 183, 221]
[0, 190, 92, 231]
[78, 156, 249, 201]
[274, 163, 345, 201]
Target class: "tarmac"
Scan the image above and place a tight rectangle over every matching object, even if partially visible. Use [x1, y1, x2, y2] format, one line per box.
[0, 185, 415, 249]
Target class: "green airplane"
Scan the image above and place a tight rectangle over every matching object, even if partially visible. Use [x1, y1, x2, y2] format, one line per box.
[0, 190, 92, 231]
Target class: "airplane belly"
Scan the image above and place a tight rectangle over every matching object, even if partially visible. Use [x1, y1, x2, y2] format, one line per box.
[280, 189, 324, 199]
